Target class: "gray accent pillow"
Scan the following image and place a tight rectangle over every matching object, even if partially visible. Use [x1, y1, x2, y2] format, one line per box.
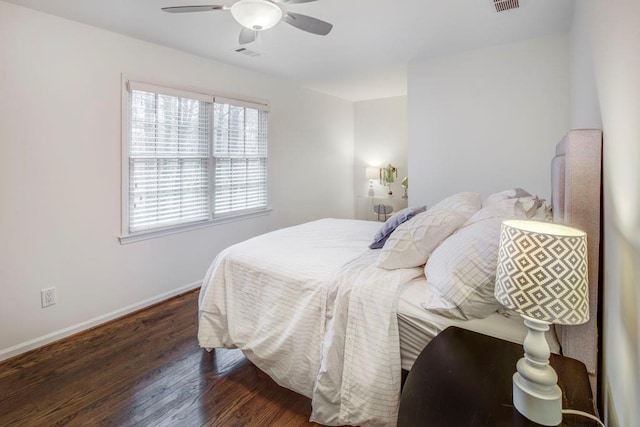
[482, 188, 532, 207]
[368, 205, 427, 249]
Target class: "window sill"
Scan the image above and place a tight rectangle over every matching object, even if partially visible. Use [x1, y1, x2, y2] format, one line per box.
[119, 208, 272, 245]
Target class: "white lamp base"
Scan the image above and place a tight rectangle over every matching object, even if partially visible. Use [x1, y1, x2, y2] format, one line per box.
[513, 317, 562, 426]
[513, 372, 562, 426]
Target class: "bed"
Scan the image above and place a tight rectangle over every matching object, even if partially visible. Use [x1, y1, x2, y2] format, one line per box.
[197, 129, 602, 426]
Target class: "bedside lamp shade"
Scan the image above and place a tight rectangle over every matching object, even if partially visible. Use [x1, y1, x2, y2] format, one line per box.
[365, 167, 379, 180]
[494, 220, 589, 325]
[494, 220, 589, 426]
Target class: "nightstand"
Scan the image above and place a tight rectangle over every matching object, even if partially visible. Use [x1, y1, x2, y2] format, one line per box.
[398, 327, 600, 426]
[356, 196, 408, 221]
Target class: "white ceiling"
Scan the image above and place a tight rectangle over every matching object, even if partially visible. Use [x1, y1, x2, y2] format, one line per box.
[4, 0, 574, 101]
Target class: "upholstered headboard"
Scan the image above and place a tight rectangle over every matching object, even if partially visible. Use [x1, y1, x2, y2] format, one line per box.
[551, 129, 602, 395]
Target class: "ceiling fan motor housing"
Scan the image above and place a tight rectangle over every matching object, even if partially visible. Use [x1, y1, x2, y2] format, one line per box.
[231, 0, 283, 31]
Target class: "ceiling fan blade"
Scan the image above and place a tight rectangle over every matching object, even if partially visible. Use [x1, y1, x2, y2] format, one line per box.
[239, 28, 257, 45]
[161, 5, 224, 13]
[282, 12, 332, 35]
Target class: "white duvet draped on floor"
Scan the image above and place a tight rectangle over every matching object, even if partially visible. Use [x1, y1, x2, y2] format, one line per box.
[198, 219, 422, 426]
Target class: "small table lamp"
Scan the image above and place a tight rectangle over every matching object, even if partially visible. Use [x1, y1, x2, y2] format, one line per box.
[365, 167, 379, 197]
[494, 220, 589, 426]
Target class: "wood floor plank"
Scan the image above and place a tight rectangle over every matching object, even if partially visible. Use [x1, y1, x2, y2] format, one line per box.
[0, 294, 191, 400]
[0, 290, 324, 426]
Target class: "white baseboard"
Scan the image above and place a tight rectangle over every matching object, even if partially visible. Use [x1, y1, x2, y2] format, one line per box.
[0, 281, 201, 363]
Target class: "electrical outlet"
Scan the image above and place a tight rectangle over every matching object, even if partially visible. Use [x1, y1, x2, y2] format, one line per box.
[41, 287, 56, 308]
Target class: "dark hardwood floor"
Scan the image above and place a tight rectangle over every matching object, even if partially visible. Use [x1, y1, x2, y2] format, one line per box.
[0, 290, 322, 426]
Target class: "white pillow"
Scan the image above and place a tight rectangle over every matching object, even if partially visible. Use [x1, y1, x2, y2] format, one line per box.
[423, 217, 503, 319]
[376, 210, 467, 270]
[376, 192, 481, 270]
[368, 206, 427, 249]
[423, 197, 535, 320]
[429, 192, 482, 216]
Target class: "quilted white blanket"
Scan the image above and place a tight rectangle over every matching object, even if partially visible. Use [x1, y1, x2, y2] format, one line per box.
[198, 219, 423, 426]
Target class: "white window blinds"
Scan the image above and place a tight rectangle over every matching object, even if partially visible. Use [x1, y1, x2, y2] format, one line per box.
[124, 81, 268, 237]
[213, 99, 268, 215]
[128, 87, 212, 233]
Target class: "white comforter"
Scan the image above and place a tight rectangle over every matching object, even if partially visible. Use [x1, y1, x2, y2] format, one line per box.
[198, 219, 423, 426]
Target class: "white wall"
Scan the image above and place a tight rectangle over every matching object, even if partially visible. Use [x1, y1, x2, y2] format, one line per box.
[407, 34, 570, 206]
[353, 96, 407, 199]
[0, 2, 354, 358]
[569, 4, 602, 130]
[571, 2, 640, 426]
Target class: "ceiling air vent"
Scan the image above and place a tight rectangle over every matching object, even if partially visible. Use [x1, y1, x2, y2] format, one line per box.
[235, 47, 261, 58]
[494, 0, 519, 12]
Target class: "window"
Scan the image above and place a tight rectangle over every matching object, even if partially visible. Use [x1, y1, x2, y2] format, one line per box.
[122, 81, 269, 241]
[213, 99, 268, 215]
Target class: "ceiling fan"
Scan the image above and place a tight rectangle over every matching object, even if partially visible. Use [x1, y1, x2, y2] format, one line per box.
[162, 0, 333, 45]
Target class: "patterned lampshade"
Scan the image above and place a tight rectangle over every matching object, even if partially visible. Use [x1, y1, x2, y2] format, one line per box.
[494, 220, 589, 325]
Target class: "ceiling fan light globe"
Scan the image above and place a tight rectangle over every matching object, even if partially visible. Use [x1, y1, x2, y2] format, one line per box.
[231, 0, 283, 31]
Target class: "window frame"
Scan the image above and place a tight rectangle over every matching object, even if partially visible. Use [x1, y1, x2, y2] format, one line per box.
[212, 97, 269, 217]
[119, 76, 271, 244]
